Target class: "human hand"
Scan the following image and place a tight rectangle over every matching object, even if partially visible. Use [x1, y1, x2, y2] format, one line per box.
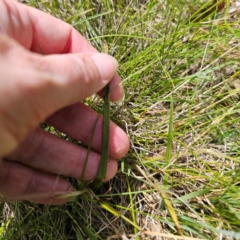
[0, 0, 129, 204]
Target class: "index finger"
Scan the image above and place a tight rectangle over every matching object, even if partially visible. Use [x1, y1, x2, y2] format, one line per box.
[1, 0, 124, 102]
[1, 0, 96, 54]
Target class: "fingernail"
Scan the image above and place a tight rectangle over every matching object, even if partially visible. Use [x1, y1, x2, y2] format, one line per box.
[91, 53, 118, 80]
[115, 91, 125, 105]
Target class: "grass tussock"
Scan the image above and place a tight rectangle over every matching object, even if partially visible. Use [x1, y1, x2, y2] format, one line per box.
[1, 0, 240, 239]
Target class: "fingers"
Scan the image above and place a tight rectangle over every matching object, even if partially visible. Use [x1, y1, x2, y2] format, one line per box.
[3, 101, 129, 204]
[0, 0, 125, 102]
[7, 128, 118, 182]
[0, 34, 118, 157]
[98, 74, 125, 103]
[0, 160, 74, 205]
[1, 0, 96, 53]
[47, 103, 130, 158]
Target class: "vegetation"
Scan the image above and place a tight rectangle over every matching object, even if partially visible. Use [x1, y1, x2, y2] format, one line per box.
[1, 0, 240, 239]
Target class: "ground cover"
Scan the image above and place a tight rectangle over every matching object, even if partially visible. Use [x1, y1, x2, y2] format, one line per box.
[1, 0, 240, 239]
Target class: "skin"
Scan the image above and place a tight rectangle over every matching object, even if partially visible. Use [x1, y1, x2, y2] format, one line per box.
[0, 0, 130, 205]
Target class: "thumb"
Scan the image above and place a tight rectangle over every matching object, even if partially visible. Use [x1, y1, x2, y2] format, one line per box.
[0, 34, 118, 156]
[42, 53, 118, 103]
[37, 52, 118, 107]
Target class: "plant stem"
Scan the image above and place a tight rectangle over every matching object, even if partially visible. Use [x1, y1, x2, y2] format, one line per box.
[89, 41, 110, 189]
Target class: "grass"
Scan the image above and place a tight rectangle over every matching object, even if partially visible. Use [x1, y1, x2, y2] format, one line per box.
[1, 0, 240, 239]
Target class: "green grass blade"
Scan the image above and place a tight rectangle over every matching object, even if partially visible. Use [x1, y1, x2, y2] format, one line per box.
[81, 114, 100, 183]
[164, 98, 174, 185]
[75, 228, 85, 240]
[90, 41, 110, 189]
[90, 83, 110, 189]
[77, 219, 98, 240]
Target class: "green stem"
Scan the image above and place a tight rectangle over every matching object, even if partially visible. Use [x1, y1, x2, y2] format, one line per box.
[80, 114, 100, 182]
[89, 83, 110, 189]
[89, 40, 110, 189]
